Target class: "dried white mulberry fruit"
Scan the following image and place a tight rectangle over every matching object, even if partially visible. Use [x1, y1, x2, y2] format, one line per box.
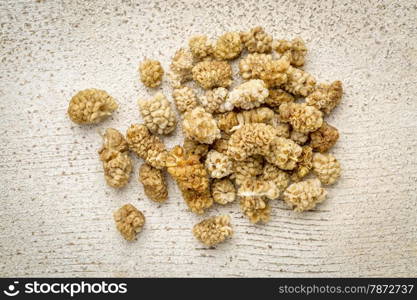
[169, 48, 194, 88]
[213, 32, 243, 60]
[183, 138, 209, 158]
[139, 59, 164, 88]
[241, 26, 273, 53]
[310, 122, 339, 153]
[68, 89, 118, 124]
[139, 163, 168, 203]
[189, 35, 213, 60]
[205, 150, 233, 179]
[306, 80, 343, 114]
[239, 53, 273, 80]
[227, 79, 269, 110]
[279, 102, 323, 134]
[273, 38, 307, 67]
[290, 146, 313, 182]
[138, 92, 177, 135]
[211, 178, 236, 205]
[283, 178, 327, 212]
[283, 65, 316, 96]
[200, 87, 232, 113]
[182, 107, 221, 144]
[98, 128, 129, 162]
[312, 153, 341, 185]
[172, 86, 199, 114]
[192, 60, 232, 89]
[240, 196, 270, 224]
[265, 88, 294, 108]
[232, 156, 264, 186]
[193, 215, 233, 246]
[217, 107, 276, 133]
[290, 130, 309, 145]
[113, 204, 145, 241]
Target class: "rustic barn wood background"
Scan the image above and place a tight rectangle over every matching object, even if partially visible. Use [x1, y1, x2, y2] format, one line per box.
[0, 0, 416, 277]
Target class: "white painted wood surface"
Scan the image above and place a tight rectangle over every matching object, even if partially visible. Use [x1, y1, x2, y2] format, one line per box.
[0, 0, 416, 277]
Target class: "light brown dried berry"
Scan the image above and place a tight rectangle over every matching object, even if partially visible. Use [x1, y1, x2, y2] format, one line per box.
[126, 124, 167, 169]
[182, 107, 221, 144]
[228, 79, 269, 110]
[139, 59, 164, 88]
[309, 121, 339, 152]
[98, 128, 129, 162]
[213, 32, 243, 60]
[200, 87, 231, 113]
[274, 122, 291, 138]
[192, 60, 232, 89]
[290, 130, 309, 145]
[239, 53, 273, 80]
[306, 80, 343, 114]
[183, 138, 209, 158]
[139, 163, 168, 203]
[138, 92, 177, 135]
[113, 204, 145, 241]
[217, 107, 276, 133]
[172, 86, 199, 114]
[273, 38, 307, 67]
[283, 178, 327, 212]
[269, 136, 302, 170]
[189, 35, 213, 59]
[193, 215, 233, 246]
[68, 89, 118, 124]
[211, 178, 236, 205]
[240, 196, 270, 224]
[181, 188, 213, 215]
[265, 88, 294, 108]
[211, 132, 231, 154]
[283, 65, 316, 96]
[232, 155, 265, 185]
[279, 102, 323, 134]
[169, 48, 194, 88]
[241, 26, 273, 53]
[290, 146, 313, 182]
[312, 153, 341, 185]
[205, 150, 233, 179]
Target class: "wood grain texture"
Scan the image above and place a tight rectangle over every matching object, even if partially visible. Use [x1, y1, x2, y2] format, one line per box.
[0, 0, 416, 277]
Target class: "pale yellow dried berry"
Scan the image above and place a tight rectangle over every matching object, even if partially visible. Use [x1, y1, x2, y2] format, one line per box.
[205, 150, 233, 179]
[240, 196, 270, 224]
[181, 188, 213, 215]
[306, 80, 343, 114]
[211, 132, 231, 154]
[138, 92, 177, 135]
[183, 138, 209, 158]
[312, 153, 341, 185]
[290, 130, 309, 145]
[213, 32, 243, 60]
[310, 122, 339, 153]
[283, 65, 316, 96]
[283, 178, 327, 212]
[273, 37, 307, 67]
[217, 107, 276, 133]
[211, 178, 236, 205]
[139, 59, 164, 88]
[216, 111, 239, 134]
[193, 215, 233, 246]
[169, 48, 194, 88]
[139, 163, 168, 203]
[239, 53, 273, 80]
[279, 102, 323, 134]
[232, 156, 264, 186]
[172, 86, 199, 114]
[274, 122, 291, 138]
[241, 26, 273, 53]
[68, 89, 118, 124]
[189, 35, 213, 59]
[270, 136, 302, 170]
[182, 107, 221, 144]
[260, 57, 290, 88]
[98, 128, 132, 188]
[265, 88, 294, 108]
[126, 124, 167, 169]
[228, 79, 269, 110]
[200, 87, 231, 113]
[192, 60, 232, 89]
[113, 204, 145, 241]
[290, 146, 313, 182]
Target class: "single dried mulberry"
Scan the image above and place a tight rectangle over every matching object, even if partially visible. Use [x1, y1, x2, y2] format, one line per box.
[211, 132, 231, 154]
[227, 79, 269, 110]
[113, 204, 145, 241]
[306, 80, 343, 114]
[98, 128, 129, 162]
[181, 188, 213, 215]
[312, 153, 341, 185]
[239, 53, 273, 80]
[139, 59, 164, 88]
[283, 178, 327, 212]
[265, 88, 294, 108]
[126, 124, 167, 169]
[193, 215, 233, 246]
[189, 35, 213, 59]
[182, 107, 221, 144]
[241, 26, 272, 53]
[169, 48, 194, 88]
[279, 102, 323, 134]
[205, 150, 233, 179]
[199, 87, 231, 113]
[192, 60, 232, 89]
[213, 32, 243, 60]
[309, 121, 339, 152]
[232, 156, 264, 186]
[283, 65, 316, 96]
[138, 92, 177, 135]
[290, 130, 309, 145]
[290, 146, 313, 182]
[217, 107, 276, 133]
[211, 178, 236, 205]
[68, 89, 118, 124]
[172, 86, 199, 114]
[183, 138, 209, 158]
[273, 38, 307, 67]
[139, 163, 168, 203]
[240, 196, 270, 224]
